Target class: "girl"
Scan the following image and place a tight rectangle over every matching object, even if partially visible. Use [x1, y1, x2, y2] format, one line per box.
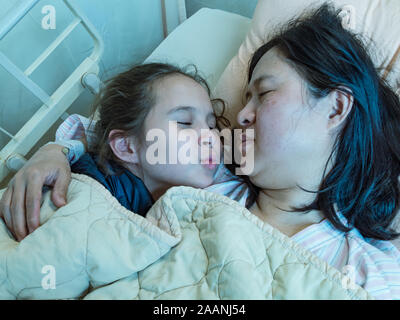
[60, 62, 232, 216]
[1, 62, 251, 232]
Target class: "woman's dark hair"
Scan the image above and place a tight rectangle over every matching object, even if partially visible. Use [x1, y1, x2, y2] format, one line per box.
[89, 62, 229, 175]
[248, 3, 400, 240]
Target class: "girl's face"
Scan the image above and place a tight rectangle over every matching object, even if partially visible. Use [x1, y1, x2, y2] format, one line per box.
[137, 74, 221, 191]
[236, 48, 334, 191]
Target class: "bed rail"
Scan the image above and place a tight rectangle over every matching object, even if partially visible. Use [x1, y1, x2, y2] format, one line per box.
[0, 0, 104, 182]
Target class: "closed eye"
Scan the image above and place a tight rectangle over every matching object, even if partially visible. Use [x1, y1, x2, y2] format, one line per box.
[177, 122, 192, 126]
[259, 91, 272, 98]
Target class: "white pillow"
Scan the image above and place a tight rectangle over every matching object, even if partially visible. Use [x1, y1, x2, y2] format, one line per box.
[145, 8, 251, 89]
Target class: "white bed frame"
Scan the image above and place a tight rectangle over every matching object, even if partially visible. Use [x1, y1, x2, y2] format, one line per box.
[0, 0, 104, 182]
[0, 0, 189, 184]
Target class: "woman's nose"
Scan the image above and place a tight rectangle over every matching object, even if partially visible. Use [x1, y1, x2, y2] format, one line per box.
[237, 103, 256, 128]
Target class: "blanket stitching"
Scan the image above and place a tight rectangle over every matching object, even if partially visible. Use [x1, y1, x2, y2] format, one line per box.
[148, 224, 227, 300]
[194, 220, 218, 298]
[167, 189, 372, 300]
[64, 178, 370, 300]
[150, 224, 210, 299]
[16, 270, 89, 299]
[10, 182, 91, 299]
[87, 217, 163, 271]
[72, 174, 180, 247]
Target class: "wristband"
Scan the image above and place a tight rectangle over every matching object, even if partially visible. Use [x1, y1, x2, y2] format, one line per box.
[44, 140, 85, 165]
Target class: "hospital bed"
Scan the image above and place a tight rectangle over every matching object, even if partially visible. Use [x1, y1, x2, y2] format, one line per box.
[0, 0, 251, 184]
[0, 0, 399, 299]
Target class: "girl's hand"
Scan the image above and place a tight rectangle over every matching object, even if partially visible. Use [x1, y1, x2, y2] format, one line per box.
[0, 144, 71, 241]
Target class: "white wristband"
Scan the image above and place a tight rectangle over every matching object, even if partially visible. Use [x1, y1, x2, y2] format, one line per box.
[44, 140, 85, 165]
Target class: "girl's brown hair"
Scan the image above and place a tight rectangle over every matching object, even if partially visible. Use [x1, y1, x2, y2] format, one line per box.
[89, 63, 229, 175]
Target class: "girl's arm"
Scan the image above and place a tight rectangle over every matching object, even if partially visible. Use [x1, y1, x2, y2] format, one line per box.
[0, 115, 94, 241]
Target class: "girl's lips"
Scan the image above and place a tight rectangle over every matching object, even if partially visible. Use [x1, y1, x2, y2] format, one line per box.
[201, 156, 218, 170]
[202, 163, 217, 170]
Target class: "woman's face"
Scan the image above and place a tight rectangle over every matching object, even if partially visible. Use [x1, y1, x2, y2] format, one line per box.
[237, 47, 334, 191]
[138, 74, 221, 191]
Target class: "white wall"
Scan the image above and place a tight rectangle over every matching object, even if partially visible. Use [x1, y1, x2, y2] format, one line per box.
[186, 0, 257, 18]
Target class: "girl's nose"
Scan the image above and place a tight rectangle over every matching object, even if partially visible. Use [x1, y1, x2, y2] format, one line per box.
[237, 103, 256, 128]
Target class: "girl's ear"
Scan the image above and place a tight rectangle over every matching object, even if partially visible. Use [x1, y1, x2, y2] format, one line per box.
[327, 86, 354, 130]
[108, 129, 139, 164]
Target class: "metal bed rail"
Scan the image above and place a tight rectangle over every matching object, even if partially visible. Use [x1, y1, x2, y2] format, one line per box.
[0, 0, 104, 182]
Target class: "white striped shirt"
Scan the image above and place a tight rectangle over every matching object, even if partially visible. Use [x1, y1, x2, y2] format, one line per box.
[291, 213, 400, 299]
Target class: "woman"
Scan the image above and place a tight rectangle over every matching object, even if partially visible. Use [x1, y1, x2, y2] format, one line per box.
[1, 4, 399, 299]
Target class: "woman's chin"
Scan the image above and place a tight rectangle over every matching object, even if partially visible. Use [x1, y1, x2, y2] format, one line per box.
[194, 177, 215, 189]
[246, 169, 266, 188]
[192, 174, 215, 189]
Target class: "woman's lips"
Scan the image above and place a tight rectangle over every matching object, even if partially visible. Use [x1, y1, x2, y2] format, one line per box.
[242, 137, 254, 145]
[241, 133, 255, 157]
[241, 135, 254, 147]
[241, 130, 255, 143]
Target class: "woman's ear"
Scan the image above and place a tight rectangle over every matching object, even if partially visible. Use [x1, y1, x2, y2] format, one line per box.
[327, 86, 354, 130]
[108, 129, 139, 164]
